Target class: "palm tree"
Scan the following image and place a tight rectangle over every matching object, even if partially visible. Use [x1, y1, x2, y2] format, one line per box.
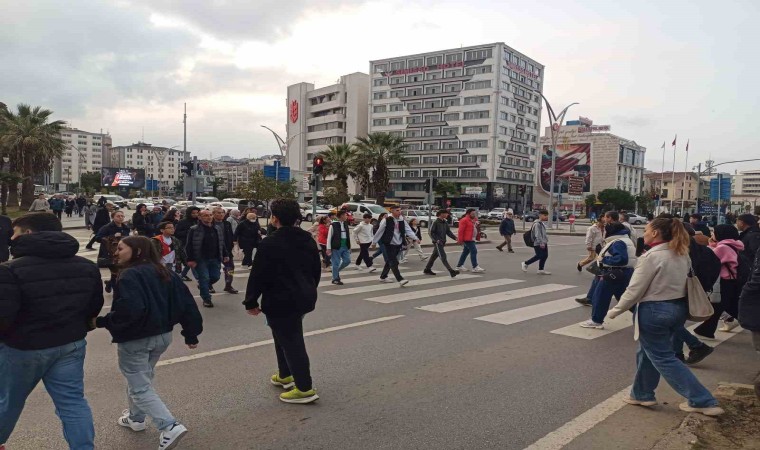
[317, 143, 357, 194]
[0, 104, 66, 209]
[353, 132, 409, 205]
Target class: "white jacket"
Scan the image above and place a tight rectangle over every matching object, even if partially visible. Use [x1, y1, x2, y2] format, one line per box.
[584, 225, 604, 249]
[353, 222, 374, 244]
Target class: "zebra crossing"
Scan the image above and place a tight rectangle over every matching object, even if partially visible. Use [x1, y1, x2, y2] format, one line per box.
[319, 268, 641, 341]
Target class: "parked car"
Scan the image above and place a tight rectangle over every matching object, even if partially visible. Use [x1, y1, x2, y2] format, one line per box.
[195, 196, 220, 204]
[205, 201, 238, 213]
[92, 194, 127, 208]
[401, 210, 433, 228]
[488, 208, 506, 219]
[341, 202, 393, 223]
[448, 208, 467, 219]
[523, 211, 539, 222]
[126, 198, 154, 210]
[330, 205, 355, 225]
[301, 203, 332, 222]
[477, 209, 491, 219]
[626, 213, 648, 225]
[222, 198, 243, 204]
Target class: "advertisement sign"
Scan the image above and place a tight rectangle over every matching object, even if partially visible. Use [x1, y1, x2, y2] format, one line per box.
[464, 186, 483, 195]
[578, 125, 610, 133]
[567, 176, 585, 196]
[540, 143, 591, 194]
[101, 167, 146, 189]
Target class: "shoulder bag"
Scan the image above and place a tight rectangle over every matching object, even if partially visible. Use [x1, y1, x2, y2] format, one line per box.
[686, 260, 714, 321]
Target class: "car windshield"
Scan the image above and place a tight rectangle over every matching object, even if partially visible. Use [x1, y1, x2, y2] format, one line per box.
[218, 202, 236, 207]
[366, 205, 386, 214]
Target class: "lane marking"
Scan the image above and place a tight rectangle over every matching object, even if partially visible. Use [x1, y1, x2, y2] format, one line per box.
[193, 290, 246, 299]
[417, 284, 576, 313]
[550, 311, 633, 339]
[523, 325, 745, 450]
[475, 297, 582, 325]
[323, 271, 433, 285]
[157, 315, 405, 367]
[323, 274, 481, 296]
[367, 278, 525, 304]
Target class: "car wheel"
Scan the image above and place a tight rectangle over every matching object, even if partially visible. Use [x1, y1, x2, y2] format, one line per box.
[420, 220, 428, 228]
[635, 220, 642, 225]
[305, 213, 313, 222]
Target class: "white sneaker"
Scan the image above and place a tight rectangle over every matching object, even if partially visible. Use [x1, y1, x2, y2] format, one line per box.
[521, 262, 528, 272]
[719, 320, 739, 332]
[472, 266, 485, 273]
[579, 320, 604, 329]
[455, 266, 469, 272]
[367, 267, 377, 273]
[399, 259, 409, 264]
[537, 270, 552, 275]
[159, 423, 188, 450]
[379, 278, 394, 283]
[420, 255, 429, 261]
[398, 279, 409, 287]
[117, 409, 146, 432]
[679, 402, 725, 416]
[354, 265, 364, 271]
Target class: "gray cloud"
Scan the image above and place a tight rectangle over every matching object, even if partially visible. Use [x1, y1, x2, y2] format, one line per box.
[611, 115, 654, 127]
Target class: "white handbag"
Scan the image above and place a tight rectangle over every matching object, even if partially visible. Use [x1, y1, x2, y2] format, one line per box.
[686, 261, 714, 322]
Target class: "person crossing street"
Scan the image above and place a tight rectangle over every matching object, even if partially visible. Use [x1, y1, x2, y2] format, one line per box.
[327, 210, 352, 285]
[352, 213, 376, 273]
[496, 209, 516, 253]
[456, 209, 485, 272]
[522, 210, 550, 275]
[213, 206, 238, 294]
[185, 209, 225, 308]
[372, 205, 420, 287]
[423, 209, 459, 277]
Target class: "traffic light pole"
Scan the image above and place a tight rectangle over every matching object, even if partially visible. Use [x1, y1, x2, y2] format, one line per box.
[190, 156, 197, 204]
[312, 174, 318, 219]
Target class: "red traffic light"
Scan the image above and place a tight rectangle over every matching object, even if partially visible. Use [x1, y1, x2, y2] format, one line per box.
[313, 156, 324, 175]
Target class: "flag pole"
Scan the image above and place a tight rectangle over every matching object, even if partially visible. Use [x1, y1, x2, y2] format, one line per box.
[670, 135, 677, 213]
[680, 140, 689, 215]
[659, 142, 665, 215]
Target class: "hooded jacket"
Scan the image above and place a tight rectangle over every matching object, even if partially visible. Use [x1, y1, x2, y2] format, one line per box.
[244, 226, 321, 318]
[175, 207, 200, 243]
[739, 226, 760, 264]
[0, 232, 104, 350]
[739, 246, 760, 331]
[710, 239, 745, 279]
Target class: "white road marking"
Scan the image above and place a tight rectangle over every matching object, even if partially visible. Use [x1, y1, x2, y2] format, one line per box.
[156, 315, 405, 367]
[523, 325, 745, 450]
[323, 274, 481, 296]
[367, 278, 525, 304]
[417, 284, 576, 313]
[550, 311, 634, 339]
[193, 290, 246, 299]
[475, 297, 582, 325]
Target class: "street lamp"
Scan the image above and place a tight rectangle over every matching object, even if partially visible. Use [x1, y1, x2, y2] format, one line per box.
[260, 125, 303, 160]
[67, 144, 86, 194]
[539, 93, 578, 229]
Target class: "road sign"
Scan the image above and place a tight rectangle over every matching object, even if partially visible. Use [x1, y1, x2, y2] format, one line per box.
[709, 176, 731, 201]
[264, 160, 291, 181]
[568, 176, 584, 196]
[568, 215, 576, 224]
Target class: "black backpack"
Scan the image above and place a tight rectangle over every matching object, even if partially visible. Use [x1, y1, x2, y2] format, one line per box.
[727, 246, 752, 287]
[523, 224, 535, 247]
[689, 241, 721, 292]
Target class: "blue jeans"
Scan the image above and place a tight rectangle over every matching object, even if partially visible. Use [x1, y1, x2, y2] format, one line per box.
[331, 247, 351, 281]
[457, 241, 478, 268]
[191, 258, 222, 301]
[631, 301, 718, 407]
[0, 340, 94, 449]
[525, 245, 549, 270]
[586, 277, 599, 300]
[672, 326, 704, 356]
[372, 243, 385, 259]
[180, 264, 192, 278]
[591, 270, 632, 324]
[117, 332, 176, 431]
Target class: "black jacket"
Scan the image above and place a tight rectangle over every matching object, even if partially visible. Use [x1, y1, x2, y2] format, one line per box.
[429, 218, 456, 244]
[215, 220, 234, 258]
[96, 221, 132, 259]
[175, 216, 197, 244]
[0, 215, 11, 263]
[739, 226, 760, 265]
[244, 226, 321, 318]
[0, 232, 104, 350]
[132, 212, 154, 236]
[92, 207, 110, 232]
[185, 223, 225, 262]
[96, 264, 203, 344]
[234, 219, 262, 249]
[739, 246, 760, 331]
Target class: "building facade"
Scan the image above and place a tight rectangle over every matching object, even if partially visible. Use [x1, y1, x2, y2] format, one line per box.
[368, 43, 544, 211]
[643, 171, 698, 214]
[204, 157, 269, 194]
[286, 72, 370, 192]
[536, 121, 646, 209]
[107, 142, 190, 194]
[53, 128, 111, 185]
[733, 169, 760, 196]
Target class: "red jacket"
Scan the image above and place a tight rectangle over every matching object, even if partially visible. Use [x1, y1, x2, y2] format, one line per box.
[458, 216, 478, 243]
[317, 223, 329, 245]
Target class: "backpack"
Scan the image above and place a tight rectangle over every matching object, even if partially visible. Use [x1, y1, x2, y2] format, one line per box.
[727, 245, 752, 287]
[523, 224, 535, 247]
[689, 241, 721, 292]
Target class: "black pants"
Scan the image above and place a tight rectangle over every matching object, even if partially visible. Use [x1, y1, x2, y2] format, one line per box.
[694, 278, 740, 337]
[268, 315, 312, 391]
[318, 244, 329, 267]
[380, 244, 403, 281]
[53, 210, 62, 219]
[425, 242, 455, 273]
[242, 245, 255, 266]
[356, 243, 373, 267]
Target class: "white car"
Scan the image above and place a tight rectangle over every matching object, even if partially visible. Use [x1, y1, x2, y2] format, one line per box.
[301, 203, 331, 221]
[126, 198, 154, 210]
[488, 208, 506, 219]
[222, 198, 243, 204]
[626, 213, 648, 225]
[205, 201, 237, 213]
[195, 196, 220, 204]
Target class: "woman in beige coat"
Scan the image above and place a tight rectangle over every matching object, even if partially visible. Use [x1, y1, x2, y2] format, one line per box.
[606, 217, 723, 416]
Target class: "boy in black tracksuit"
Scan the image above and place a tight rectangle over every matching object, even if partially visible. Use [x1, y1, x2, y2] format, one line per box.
[424, 210, 459, 277]
[496, 211, 516, 252]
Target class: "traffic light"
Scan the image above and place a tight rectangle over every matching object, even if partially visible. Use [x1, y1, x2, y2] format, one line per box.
[423, 179, 431, 193]
[313, 156, 324, 175]
[432, 179, 439, 190]
[519, 185, 526, 196]
[181, 161, 195, 177]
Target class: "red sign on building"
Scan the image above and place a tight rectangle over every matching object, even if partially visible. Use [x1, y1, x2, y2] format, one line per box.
[289, 100, 299, 123]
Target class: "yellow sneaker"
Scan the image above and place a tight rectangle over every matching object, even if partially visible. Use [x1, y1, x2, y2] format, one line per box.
[270, 374, 295, 389]
[279, 388, 319, 404]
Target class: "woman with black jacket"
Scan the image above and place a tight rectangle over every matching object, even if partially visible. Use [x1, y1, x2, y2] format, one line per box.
[234, 211, 263, 268]
[95, 210, 132, 293]
[94, 236, 202, 450]
[131, 203, 154, 236]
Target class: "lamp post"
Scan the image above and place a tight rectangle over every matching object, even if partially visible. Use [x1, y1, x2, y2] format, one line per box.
[67, 144, 86, 194]
[539, 93, 578, 229]
[260, 125, 303, 160]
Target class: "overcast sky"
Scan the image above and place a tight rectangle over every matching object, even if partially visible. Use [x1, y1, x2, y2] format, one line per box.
[2, 0, 757, 172]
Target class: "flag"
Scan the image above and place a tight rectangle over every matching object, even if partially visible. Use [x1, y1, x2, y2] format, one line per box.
[685, 140, 689, 152]
[661, 142, 665, 149]
[672, 135, 677, 146]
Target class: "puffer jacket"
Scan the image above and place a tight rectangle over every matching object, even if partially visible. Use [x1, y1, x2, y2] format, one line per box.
[710, 239, 745, 279]
[739, 246, 760, 331]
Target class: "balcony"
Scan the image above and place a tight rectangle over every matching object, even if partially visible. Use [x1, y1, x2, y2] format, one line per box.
[309, 99, 342, 113]
[385, 75, 472, 89]
[403, 135, 458, 142]
[306, 113, 345, 126]
[400, 91, 458, 102]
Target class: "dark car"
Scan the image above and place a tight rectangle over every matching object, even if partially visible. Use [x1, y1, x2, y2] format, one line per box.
[523, 211, 539, 222]
[238, 200, 270, 218]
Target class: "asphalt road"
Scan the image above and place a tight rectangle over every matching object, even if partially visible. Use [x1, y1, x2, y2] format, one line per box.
[6, 228, 756, 450]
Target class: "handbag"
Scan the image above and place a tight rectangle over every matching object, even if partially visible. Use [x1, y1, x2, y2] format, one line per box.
[602, 267, 627, 283]
[686, 261, 714, 321]
[585, 261, 601, 275]
[709, 277, 721, 304]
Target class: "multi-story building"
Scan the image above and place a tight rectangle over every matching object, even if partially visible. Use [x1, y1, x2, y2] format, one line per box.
[643, 171, 698, 214]
[204, 157, 269, 194]
[368, 43, 543, 211]
[733, 169, 760, 196]
[53, 128, 111, 185]
[536, 120, 646, 209]
[107, 142, 190, 194]
[286, 72, 370, 192]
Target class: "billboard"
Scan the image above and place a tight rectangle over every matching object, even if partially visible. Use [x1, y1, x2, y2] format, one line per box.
[101, 167, 146, 189]
[540, 143, 591, 194]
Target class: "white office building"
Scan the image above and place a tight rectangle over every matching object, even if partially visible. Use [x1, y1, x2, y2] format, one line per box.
[368, 43, 544, 211]
[53, 128, 111, 185]
[107, 142, 190, 194]
[286, 72, 370, 192]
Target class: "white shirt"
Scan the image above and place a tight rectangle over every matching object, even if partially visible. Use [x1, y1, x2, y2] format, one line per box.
[160, 236, 175, 264]
[372, 216, 419, 246]
[353, 222, 374, 244]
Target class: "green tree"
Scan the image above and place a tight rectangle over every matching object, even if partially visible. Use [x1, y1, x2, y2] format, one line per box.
[210, 176, 226, 198]
[237, 171, 298, 205]
[323, 185, 349, 207]
[434, 181, 458, 207]
[318, 143, 356, 194]
[0, 104, 66, 209]
[597, 188, 635, 211]
[354, 132, 409, 204]
[80, 171, 102, 194]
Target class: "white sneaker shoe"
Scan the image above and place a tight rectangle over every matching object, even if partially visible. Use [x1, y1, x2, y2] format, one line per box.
[379, 278, 394, 283]
[354, 265, 364, 271]
[579, 320, 604, 329]
[399, 259, 409, 264]
[117, 409, 146, 432]
[159, 423, 188, 449]
[537, 270, 552, 275]
[719, 320, 739, 332]
[455, 266, 469, 272]
[521, 262, 528, 272]
[398, 280, 409, 287]
[420, 255, 429, 261]
[472, 266, 485, 273]
[367, 267, 377, 273]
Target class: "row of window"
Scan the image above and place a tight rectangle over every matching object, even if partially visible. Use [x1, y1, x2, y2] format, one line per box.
[404, 154, 488, 164]
[309, 92, 339, 105]
[307, 122, 344, 132]
[496, 169, 534, 181]
[390, 168, 489, 178]
[373, 48, 494, 73]
[504, 50, 541, 77]
[307, 136, 345, 146]
[498, 141, 537, 155]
